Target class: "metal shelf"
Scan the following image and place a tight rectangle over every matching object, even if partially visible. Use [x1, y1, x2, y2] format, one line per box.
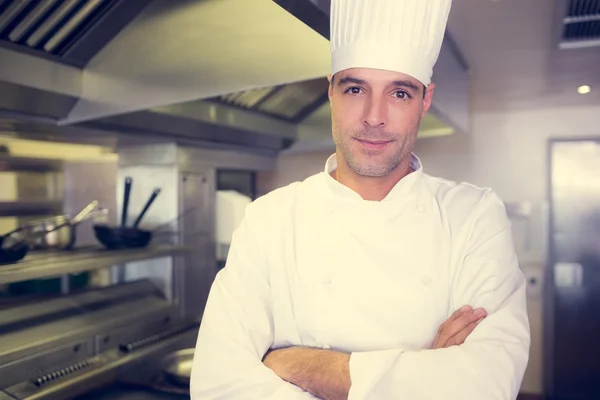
[0, 201, 63, 217]
[0, 245, 187, 284]
[0, 154, 63, 172]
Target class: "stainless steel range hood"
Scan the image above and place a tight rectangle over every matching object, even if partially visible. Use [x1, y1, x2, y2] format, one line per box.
[0, 0, 470, 153]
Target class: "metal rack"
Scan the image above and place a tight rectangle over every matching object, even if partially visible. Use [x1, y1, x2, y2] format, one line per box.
[0, 245, 187, 284]
[0, 201, 63, 217]
[0, 154, 63, 173]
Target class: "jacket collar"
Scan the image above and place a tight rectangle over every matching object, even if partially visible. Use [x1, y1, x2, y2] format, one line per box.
[322, 153, 425, 203]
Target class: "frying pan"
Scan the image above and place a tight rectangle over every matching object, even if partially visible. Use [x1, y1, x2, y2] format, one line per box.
[93, 177, 161, 250]
[160, 348, 194, 387]
[0, 239, 29, 265]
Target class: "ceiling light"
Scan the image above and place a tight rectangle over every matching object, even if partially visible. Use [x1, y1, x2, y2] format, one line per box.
[578, 85, 591, 94]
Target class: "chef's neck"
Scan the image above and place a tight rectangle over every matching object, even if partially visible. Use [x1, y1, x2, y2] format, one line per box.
[331, 155, 413, 201]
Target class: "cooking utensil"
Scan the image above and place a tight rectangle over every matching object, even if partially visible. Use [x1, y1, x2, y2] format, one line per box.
[121, 177, 132, 227]
[133, 188, 161, 228]
[160, 348, 194, 387]
[93, 178, 160, 250]
[0, 240, 29, 265]
[26, 201, 105, 251]
[93, 225, 153, 249]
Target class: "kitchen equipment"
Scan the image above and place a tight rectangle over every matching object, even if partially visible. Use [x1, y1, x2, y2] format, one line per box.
[27, 201, 106, 251]
[0, 240, 29, 265]
[0, 279, 198, 399]
[93, 177, 160, 250]
[160, 348, 194, 387]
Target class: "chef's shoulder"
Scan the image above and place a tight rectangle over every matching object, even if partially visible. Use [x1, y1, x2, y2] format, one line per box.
[242, 176, 317, 231]
[422, 174, 510, 231]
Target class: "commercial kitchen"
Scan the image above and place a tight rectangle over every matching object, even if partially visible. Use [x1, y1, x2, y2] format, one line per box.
[1, 0, 599, 399]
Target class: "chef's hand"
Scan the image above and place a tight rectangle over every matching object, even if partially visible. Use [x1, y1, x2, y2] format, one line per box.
[432, 305, 487, 349]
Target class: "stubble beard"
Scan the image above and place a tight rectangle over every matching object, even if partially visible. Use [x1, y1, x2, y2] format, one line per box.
[333, 126, 412, 177]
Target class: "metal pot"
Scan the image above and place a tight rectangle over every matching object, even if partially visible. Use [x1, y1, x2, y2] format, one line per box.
[28, 215, 75, 250]
[26, 202, 108, 250]
[160, 348, 195, 387]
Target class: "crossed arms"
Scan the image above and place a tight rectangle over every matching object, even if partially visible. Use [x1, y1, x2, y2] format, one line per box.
[190, 193, 530, 399]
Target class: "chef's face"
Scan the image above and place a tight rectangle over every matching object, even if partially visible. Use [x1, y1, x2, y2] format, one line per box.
[328, 68, 434, 177]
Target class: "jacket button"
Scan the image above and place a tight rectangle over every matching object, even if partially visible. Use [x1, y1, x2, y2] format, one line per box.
[421, 276, 432, 285]
[417, 205, 425, 212]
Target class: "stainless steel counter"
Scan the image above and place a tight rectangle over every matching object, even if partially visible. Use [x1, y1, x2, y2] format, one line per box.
[79, 384, 186, 400]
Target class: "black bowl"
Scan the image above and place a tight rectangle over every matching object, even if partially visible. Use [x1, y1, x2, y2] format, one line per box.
[0, 241, 29, 265]
[93, 225, 153, 250]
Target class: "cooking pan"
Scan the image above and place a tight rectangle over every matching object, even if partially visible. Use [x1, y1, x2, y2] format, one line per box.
[94, 177, 161, 250]
[160, 348, 194, 387]
[26, 201, 106, 250]
[0, 240, 29, 265]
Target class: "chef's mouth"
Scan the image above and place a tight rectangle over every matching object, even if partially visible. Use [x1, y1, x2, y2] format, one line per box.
[355, 138, 393, 144]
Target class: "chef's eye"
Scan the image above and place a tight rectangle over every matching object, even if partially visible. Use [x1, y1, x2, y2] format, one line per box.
[394, 91, 411, 99]
[344, 86, 363, 95]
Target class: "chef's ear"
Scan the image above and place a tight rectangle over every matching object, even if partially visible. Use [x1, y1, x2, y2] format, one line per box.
[421, 83, 436, 119]
[328, 74, 334, 101]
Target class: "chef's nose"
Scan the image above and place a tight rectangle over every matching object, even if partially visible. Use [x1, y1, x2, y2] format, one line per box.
[363, 95, 387, 128]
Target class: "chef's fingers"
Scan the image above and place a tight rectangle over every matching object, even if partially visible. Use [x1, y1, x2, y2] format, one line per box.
[444, 307, 486, 339]
[434, 308, 486, 348]
[445, 305, 473, 324]
[445, 317, 485, 347]
[432, 306, 472, 349]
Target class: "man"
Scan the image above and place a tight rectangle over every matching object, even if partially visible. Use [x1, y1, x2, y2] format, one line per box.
[190, 0, 530, 398]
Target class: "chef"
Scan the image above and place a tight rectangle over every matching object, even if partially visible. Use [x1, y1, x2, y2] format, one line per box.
[190, 0, 530, 399]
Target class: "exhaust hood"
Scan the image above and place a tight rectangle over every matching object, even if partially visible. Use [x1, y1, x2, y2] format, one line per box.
[0, 0, 470, 154]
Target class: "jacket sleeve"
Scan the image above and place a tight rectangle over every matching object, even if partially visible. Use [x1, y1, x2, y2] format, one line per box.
[190, 203, 316, 399]
[347, 191, 531, 400]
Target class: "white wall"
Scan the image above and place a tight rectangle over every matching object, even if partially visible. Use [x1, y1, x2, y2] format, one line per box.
[256, 102, 600, 395]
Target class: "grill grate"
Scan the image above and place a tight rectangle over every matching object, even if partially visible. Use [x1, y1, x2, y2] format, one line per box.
[560, 0, 600, 48]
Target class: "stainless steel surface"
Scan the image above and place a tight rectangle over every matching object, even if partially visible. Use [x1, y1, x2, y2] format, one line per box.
[177, 145, 276, 172]
[178, 174, 215, 318]
[0, 154, 63, 172]
[27, 214, 74, 250]
[116, 165, 179, 300]
[0, 80, 78, 121]
[0, 200, 63, 217]
[4, 326, 198, 400]
[0, 0, 152, 67]
[160, 348, 194, 387]
[86, 107, 294, 152]
[0, 339, 95, 390]
[0, 278, 195, 399]
[63, 160, 119, 250]
[546, 138, 600, 399]
[0, 279, 173, 365]
[0, 244, 186, 284]
[117, 143, 226, 318]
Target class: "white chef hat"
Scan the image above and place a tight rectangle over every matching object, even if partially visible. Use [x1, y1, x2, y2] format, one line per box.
[330, 0, 453, 86]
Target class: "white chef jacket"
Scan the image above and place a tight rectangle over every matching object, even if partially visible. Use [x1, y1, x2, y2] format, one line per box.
[190, 153, 530, 400]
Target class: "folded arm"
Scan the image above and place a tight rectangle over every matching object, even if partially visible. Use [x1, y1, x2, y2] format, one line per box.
[190, 204, 316, 399]
[266, 191, 531, 400]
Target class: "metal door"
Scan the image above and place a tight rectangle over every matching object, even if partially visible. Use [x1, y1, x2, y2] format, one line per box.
[547, 139, 600, 399]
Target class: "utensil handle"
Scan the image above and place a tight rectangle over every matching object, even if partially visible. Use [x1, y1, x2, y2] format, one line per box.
[121, 177, 132, 227]
[71, 200, 98, 224]
[133, 188, 161, 228]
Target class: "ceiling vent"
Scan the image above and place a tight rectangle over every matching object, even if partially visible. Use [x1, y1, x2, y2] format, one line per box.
[211, 78, 330, 124]
[559, 0, 600, 49]
[0, 0, 148, 67]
